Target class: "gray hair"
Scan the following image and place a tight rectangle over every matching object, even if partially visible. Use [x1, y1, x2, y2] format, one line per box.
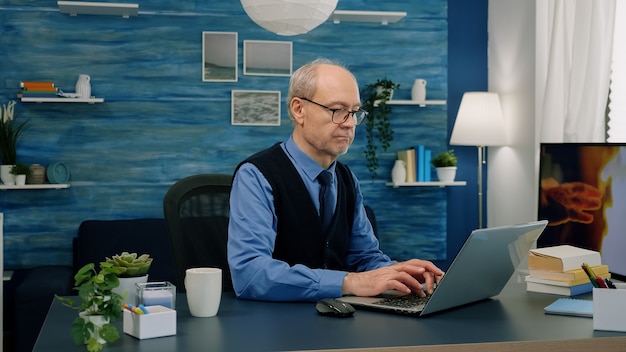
[286, 58, 355, 123]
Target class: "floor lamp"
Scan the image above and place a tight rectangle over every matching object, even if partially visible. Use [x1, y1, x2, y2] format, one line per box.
[449, 92, 507, 228]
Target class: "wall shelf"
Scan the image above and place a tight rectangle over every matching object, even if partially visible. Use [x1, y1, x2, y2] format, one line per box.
[374, 99, 446, 107]
[0, 184, 70, 190]
[329, 10, 407, 25]
[386, 181, 466, 188]
[20, 97, 104, 103]
[388, 99, 447, 106]
[57, 1, 139, 18]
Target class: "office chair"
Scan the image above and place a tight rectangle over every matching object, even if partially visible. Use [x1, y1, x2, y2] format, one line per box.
[163, 174, 233, 292]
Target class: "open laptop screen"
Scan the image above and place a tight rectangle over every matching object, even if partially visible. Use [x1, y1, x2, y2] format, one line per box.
[538, 143, 626, 281]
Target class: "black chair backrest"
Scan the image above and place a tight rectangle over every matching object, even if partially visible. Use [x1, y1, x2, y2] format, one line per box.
[163, 174, 233, 292]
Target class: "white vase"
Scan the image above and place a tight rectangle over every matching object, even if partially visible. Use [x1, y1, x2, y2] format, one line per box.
[0, 165, 15, 185]
[15, 174, 26, 186]
[436, 166, 457, 183]
[411, 79, 427, 102]
[113, 275, 148, 306]
[79, 312, 109, 345]
[75, 74, 91, 98]
[391, 160, 406, 184]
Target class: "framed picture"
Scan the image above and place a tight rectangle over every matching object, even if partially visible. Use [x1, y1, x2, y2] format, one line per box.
[243, 40, 292, 76]
[202, 32, 238, 82]
[231, 90, 281, 126]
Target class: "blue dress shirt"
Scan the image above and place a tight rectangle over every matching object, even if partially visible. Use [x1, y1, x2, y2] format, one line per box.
[228, 136, 393, 302]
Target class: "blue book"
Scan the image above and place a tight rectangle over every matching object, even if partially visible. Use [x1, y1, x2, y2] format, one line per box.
[544, 298, 592, 317]
[416, 145, 425, 181]
[424, 150, 432, 182]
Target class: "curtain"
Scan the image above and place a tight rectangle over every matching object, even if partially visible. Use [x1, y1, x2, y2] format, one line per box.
[537, 0, 615, 143]
[607, 1, 626, 141]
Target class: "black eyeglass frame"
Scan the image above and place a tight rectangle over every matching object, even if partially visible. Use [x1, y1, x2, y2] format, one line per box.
[298, 97, 368, 125]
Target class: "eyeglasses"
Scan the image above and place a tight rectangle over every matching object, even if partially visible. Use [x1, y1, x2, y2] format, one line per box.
[299, 97, 368, 125]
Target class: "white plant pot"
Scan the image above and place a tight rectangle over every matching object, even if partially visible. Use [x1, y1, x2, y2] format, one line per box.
[0, 165, 15, 185]
[113, 275, 148, 306]
[15, 174, 26, 186]
[79, 311, 109, 345]
[436, 166, 457, 182]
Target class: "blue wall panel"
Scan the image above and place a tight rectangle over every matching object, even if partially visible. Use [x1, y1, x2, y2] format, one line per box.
[0, 0, 449, 269]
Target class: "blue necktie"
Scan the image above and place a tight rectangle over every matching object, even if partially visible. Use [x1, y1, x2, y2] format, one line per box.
[317, 170, 333, 230]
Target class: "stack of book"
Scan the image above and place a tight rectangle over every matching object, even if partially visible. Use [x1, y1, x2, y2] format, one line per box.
[18, 81, 58, 98]
[396, 145, 432, 183]
[525, 245, 609, 296]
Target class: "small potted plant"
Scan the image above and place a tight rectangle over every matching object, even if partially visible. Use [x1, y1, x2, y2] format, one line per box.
[10, 162, 32, 186]
[431, 150, 458, 182]
[361, 79, 400, 179]
[55, 262, 123, 352]
[0, 100, 28, 185]
[106, 252, 153, 305]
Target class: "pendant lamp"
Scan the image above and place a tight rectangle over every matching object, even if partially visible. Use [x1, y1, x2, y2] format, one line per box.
[240, 0, 338, 36]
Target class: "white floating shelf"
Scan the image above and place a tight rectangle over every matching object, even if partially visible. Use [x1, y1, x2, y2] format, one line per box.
[386, 181, 466, 188]
[374, 99, 447, 107]
[0, 184, 70, 190]
[388, 100, 447, 106]
[58, 1, 139, 18]
[20, 97, 104, 104]
[330, 10, 407, 25]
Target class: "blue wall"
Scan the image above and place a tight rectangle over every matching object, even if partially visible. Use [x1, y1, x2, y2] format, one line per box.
[0, 0, 487, 271]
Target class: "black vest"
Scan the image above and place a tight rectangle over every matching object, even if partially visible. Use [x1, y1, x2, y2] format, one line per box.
[234, 143, 356, 270]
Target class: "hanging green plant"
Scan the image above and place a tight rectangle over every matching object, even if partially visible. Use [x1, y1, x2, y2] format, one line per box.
[361, 79, 399, 179]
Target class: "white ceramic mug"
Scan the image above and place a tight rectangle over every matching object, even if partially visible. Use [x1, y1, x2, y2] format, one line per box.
[185, 267, 222, 317]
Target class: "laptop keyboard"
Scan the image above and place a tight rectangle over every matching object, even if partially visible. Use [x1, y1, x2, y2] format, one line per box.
[373, 293, 430, 309]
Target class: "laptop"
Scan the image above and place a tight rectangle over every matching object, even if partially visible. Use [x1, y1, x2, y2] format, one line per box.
[338, 220, 548, 316]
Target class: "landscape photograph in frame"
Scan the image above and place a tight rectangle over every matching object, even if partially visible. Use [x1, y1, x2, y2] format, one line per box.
[231, 90, 281, 126]
[202, 31, 238, 82]
[243, 40, 292, 76]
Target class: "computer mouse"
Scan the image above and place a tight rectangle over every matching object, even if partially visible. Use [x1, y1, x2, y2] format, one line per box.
[315, 298, 355, 318]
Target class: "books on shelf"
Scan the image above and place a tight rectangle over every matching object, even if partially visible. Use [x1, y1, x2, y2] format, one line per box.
[395, 145, 435, 183]
[20, 81, 56, 91]
[528, 245, 601, 272]
[397, 148, 416, 182]
[18, 81, 59, 98]
[544, 298, 593, 317]
[529, 264, 609, 282]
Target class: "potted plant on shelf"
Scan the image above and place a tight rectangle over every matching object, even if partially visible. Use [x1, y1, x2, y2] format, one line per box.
[361, 79, 400, 179]
[0, 100, 28, 185]
[10, 162, 32, 186]
[55, 262, 123, 352]
[431, 150, 458, 182]
[106, 252, 153, 305]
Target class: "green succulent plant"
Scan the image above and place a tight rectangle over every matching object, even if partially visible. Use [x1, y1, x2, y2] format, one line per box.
[105, 252, 153, 278]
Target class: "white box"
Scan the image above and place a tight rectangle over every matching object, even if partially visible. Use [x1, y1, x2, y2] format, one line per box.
[123, 305, 176, 339]
[593, 285, 626, 332]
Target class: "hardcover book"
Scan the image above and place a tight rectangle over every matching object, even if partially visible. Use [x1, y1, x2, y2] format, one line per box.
[529, 264, 609, 282]
[526, 281, 593, 296]
[528, 245, 601, 272]
[525, 273, 610, 287]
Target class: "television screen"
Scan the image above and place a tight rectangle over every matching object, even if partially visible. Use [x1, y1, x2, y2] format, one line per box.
[538, 143, 626, 280]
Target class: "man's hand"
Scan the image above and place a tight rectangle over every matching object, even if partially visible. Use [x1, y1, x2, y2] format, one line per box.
[342, 259, 444, 297]
[540, 178, 602, 226]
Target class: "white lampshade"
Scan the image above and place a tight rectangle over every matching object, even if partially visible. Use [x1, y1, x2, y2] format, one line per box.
[450, 92, 507, 146]
[240, 0, 338, 36]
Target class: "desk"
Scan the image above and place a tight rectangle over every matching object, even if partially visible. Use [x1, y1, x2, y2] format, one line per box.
[34, 278, 626, 351]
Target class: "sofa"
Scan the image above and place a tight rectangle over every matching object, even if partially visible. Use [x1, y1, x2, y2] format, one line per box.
[8, 218, 176, 352]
